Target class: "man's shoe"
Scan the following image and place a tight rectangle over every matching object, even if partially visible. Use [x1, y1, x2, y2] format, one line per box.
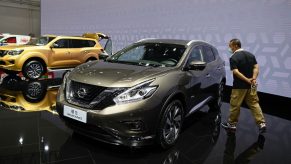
[221, 122, 236, 132]
[259, 123, 267, 134]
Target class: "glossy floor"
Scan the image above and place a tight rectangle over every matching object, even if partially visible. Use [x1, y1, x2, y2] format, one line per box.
[0, 76, 290, 164]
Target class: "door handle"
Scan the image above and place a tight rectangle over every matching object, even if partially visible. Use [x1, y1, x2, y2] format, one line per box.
[206, 74, 211, 78]
[216, 67, 221, 70]
[67, 52, 70, 55]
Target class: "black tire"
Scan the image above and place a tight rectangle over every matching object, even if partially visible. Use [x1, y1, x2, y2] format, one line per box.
[23, 81, 47, 103]
[157, 99, 184, 149]
[22, 60, 45, 80]
[1, 74, 21, 86]
[209, 81, 225, 111]
[3, 69, 18, 75]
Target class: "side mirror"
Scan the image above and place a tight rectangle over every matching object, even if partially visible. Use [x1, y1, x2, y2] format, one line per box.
[188, 61, 206, 71]
[51, 43, 59, 48]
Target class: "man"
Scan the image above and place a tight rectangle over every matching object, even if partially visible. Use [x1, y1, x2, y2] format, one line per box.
[221, 38, 267, 133]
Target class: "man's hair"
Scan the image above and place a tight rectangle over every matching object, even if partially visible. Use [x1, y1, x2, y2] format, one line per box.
[229, 38, 241, 48]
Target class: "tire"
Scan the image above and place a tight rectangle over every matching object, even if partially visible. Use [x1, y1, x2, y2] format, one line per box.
[22, 60, 45, 80]
[3, 69, 18, 75]
[157, 99, 184, 149]
[23, 81, 47, 103]
[209, 81, 225, 111]
[1, 74, 21, 86]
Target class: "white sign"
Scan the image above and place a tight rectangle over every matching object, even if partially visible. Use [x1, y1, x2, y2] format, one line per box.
[64, 105, 87, 123]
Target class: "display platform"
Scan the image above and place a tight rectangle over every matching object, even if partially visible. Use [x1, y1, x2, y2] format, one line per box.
[0, 71, 290, 164]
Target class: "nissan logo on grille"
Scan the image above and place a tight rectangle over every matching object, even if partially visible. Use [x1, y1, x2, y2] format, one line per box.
[76, 88, 87, 98]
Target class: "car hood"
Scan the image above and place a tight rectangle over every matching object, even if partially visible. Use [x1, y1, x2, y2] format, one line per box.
[0, 45, 35, 50]
[69, 61, 173, 87]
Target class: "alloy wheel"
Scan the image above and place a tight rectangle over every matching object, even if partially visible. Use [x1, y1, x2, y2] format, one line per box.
[162, 103, 182, 145]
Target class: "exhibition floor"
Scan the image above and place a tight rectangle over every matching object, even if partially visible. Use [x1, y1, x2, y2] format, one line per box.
[0, 77, 290, 164]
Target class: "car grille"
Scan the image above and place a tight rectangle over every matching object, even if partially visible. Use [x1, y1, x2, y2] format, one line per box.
[0, 61, 5, 65]
[0, 50, 8, 57]
[66, 80, 125, 109]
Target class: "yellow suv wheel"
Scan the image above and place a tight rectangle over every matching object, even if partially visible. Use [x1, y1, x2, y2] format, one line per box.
[22, 60, 45, 80]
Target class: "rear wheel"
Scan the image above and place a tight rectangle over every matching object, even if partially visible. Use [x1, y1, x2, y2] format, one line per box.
[209, 81, 224, 111]
[22, 60, 45, 80]
[157, 100, 184, 149]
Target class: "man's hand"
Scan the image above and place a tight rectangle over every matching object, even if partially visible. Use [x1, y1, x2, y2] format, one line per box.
[233, 69, 252, 85]
[251, 78, 257, 85]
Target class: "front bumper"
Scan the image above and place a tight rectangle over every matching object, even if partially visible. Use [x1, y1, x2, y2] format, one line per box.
[56, 87, 162, 147]
[0, 55, 21, 71]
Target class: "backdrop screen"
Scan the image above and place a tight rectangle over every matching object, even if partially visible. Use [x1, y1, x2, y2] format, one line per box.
[41, 0, 291, 98]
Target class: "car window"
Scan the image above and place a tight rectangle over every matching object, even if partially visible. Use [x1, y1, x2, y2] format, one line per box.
[54, 39, 69, 48]
[87, 40, 96, 47]
[118, 45, 146, 61]
[5, 37, 17, 43]
[28, 36, 55, 46]
[71, 39, 96, 48]
[188, 45, 204, 63]
[203, 46, 216, 63]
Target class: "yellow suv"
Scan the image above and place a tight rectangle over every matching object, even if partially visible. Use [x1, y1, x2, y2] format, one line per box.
[0, 33, 112, 80]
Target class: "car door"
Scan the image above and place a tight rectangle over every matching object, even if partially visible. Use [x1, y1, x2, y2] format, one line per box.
[186, 45, 209, 110]
[49, 39, 71, 68]
[201, 45, 217, 98]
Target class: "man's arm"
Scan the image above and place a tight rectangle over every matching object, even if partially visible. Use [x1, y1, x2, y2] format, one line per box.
[232, 69, 252, 84]
[252, 64, 259, 80]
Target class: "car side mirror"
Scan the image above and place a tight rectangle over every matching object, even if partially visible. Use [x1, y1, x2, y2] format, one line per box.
[51, 43, 59, 48]
[188, 61, 206, 71]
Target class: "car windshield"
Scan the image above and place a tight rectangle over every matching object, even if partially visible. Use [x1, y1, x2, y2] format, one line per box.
[107, 43, 186, 67]
[27, 36, 55, 46]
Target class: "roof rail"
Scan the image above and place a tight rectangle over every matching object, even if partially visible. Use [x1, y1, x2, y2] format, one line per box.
[137, 38, 157, 42]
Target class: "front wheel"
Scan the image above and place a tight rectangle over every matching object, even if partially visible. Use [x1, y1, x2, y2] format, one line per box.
[157, 100, 184, 149]
[22, 60, 45, 80]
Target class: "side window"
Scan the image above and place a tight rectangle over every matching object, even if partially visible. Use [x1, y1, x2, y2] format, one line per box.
[71, 39, 95, 48]
[54, 39, 69, 48]
[87, 40, 96, 47]
[5, 37, 17, 43]
[188, 45, 204, 63]
[203, 46, 215, 63]
[71, 39, 82, 48]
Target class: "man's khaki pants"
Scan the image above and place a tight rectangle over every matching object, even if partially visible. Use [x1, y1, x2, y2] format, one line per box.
[228, 89, 266, 126]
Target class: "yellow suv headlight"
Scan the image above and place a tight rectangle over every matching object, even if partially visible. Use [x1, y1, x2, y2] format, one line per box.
[8, 49, 24, 56]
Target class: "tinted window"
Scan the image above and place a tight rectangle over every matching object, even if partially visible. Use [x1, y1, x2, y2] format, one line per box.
[71, 39, 96, 48]
[203, 46, 215, 63]
[54, 39, 69, 48]
[188, 46, 204, 62]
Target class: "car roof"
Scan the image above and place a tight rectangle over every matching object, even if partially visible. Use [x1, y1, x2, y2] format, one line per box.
[137, 38, 211, 47]
[42, 35, 96, 41]
[137, 38, 191, 46]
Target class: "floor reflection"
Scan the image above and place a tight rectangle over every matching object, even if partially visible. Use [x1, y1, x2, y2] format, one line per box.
[0, 71, 291, 164]
[0, 74, 62, 114]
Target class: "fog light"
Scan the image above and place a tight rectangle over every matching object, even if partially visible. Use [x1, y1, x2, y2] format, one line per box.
[122, 120, 145, 131]
[8, 60, 15, 64]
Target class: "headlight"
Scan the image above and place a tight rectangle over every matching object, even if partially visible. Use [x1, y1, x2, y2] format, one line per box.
[113, 79, 158, 104]
[8, 49, 24, 56]
[63, 71, 72, 100]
